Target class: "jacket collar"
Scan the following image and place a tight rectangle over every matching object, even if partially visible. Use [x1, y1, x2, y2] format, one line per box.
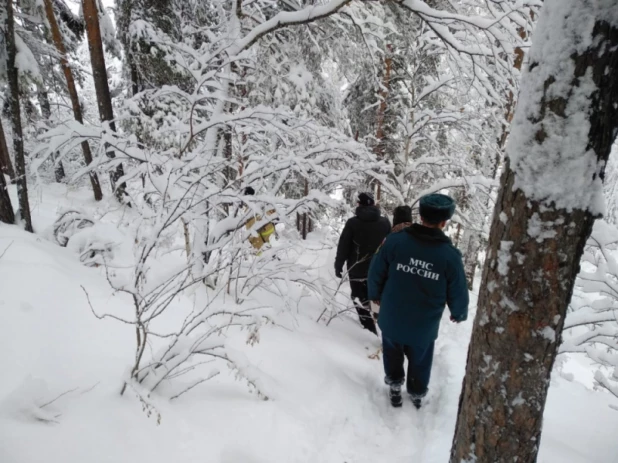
[405, 223, 451, 243]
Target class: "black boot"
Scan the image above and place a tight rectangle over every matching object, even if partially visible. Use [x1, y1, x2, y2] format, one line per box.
[410, 393, 423, 409]
[389, 384, 403, 408]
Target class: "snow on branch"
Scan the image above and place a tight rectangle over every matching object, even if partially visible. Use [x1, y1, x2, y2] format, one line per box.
[506, 0, 617, 213]
[234, 0, 353, 53]
[562, 220, 618, 399]
[410, 176, 496, 207]
[399, 0, 538, 107]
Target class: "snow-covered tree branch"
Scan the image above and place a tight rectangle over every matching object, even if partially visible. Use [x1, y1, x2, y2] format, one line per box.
[561, 220, 618, 399]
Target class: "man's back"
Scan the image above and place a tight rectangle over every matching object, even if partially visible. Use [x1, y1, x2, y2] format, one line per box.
[368, 224, 468, 347]
[335, 205, 391, 279]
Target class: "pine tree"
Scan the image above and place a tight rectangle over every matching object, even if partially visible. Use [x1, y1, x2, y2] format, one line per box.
[43, 0, 102, 199]
[82, 0, 128, 203]
[450, 2, 618, 461]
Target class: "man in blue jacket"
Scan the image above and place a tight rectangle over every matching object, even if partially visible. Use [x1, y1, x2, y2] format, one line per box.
[368, 193, 468, 408]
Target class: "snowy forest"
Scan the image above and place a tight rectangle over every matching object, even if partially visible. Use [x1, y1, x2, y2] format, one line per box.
[1, 0, 618, 461]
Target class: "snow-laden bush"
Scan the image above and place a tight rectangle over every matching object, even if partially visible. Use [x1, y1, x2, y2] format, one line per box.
[52, 210, 94, 247]
[52, 210, 130, 268]
[68, 103, 380, 405]
[31, 0, 535, 411]
[561, 220, 618, 399]
[66, 222, 128, 268]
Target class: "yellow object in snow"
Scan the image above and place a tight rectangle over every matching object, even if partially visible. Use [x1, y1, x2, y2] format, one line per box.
[245, 210, 276, 251]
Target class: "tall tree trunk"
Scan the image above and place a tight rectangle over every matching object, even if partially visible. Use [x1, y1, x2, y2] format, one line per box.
[0, 118, 15, 180]
[301, 178, 310, 240]
[82, 0, 128, 203]
[222, 126, 233, 214]
[5, 0, 33, 232]
[36, 85, 66, 183]
[43, 0, 103, 199]
[0, 154, 14, 225]
[374, 44, 392, 203]
[450, 5, 618, 463]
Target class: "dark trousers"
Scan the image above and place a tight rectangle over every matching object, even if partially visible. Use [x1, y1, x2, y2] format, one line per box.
[349, 279, 377, 334]
[382, 336, 434, 397]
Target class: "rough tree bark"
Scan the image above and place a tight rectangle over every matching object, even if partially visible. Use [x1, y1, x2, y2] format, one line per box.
[0, 118, 15, 180]
[81, 0, 128, 203]
[43, 0, 103, 199]
[5, 0, 33, 232]
[450, 4, 618, 462]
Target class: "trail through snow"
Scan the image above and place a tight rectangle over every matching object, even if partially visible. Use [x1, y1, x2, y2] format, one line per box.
[1, 185, 617, 462]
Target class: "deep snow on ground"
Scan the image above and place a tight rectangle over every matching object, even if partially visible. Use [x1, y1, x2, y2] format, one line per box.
[1, 184, 618, 463]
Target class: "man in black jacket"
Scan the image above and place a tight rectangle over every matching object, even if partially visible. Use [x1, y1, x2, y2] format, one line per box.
[335, 192, 391, 334]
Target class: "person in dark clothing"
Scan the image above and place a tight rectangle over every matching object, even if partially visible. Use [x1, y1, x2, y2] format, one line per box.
[391, 205, 412, 233]
[368, 193, 469, 408]
[335, 192, 391, 334]
[367, 205, 412, 315]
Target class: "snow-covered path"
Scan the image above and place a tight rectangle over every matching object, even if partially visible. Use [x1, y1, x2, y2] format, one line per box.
[0, 218, 470, 463]
[1, 187, 618, 462]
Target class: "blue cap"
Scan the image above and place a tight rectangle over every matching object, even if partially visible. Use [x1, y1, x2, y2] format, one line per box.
[419, 194, 456, 224]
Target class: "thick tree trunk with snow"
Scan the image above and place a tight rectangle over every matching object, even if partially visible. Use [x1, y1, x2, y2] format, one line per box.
[451, 165, 596, 462]
[450, 4, 618, 462]
[5, 0, 33, 232]
[82, 0, 127, 203]
[0, 118, 15, 181]
[44, 0, 102, 199]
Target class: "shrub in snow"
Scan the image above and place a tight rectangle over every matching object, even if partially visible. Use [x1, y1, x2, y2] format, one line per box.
[53, 210, 131, 268]
[67, 225, 116, 267]
[52, 210, 94, 247]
